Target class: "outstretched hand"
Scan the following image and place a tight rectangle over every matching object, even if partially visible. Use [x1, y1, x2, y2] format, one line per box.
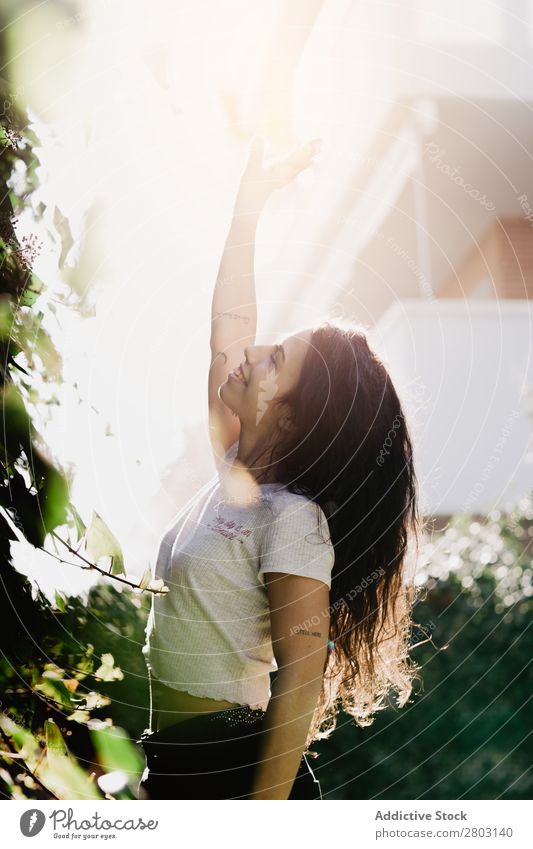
[234, 136, 322, 217]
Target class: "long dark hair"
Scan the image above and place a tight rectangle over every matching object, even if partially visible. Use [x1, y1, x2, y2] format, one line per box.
[252, 319, 424, 749]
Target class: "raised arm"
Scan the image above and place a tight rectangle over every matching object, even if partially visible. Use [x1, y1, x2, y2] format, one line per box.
[208, 140, 262, 465]
[208, 137, 322, 466]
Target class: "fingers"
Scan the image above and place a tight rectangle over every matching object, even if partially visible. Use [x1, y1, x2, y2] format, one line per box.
[286, 137, 323, 175]
[240, 136, 323, 196]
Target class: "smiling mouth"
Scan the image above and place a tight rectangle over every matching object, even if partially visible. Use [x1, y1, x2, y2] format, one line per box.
[230, 366, 247, 386]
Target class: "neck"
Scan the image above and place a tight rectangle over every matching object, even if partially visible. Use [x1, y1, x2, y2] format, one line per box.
[234, 425, 278, 484]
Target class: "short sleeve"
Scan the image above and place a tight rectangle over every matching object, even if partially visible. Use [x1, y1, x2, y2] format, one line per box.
[259, 497, 335, 588]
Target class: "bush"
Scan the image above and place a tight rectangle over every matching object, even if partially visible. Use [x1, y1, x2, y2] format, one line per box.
[312, 505, 533, 799]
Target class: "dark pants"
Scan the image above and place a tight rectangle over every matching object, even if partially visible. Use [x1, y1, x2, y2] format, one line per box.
[137, 705, 322, 800]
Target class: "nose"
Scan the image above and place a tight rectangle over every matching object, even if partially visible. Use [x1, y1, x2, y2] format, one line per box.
[243, 346, 254, 364]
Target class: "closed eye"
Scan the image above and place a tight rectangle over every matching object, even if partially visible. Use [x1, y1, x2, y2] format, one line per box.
[270, 346, 282, 371]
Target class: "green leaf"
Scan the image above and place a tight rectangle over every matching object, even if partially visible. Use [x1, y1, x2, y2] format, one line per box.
[138, 566, 152, 589]
[8, 190, 23, 212]
[53, 206, 74, 269]
[84, 510, 125, 576]
[66, 501, 87, 540]
[34, 325, 62, 380]
[0, 713, 41, 765]
[35, 678, 74, 710]
[19, 272, 45, 307]
[24, 128, 41, 147]
[44, 719, 102, 800]
[0, 294, 15, 341]
[1, 383, 32, 455]
[54, 591, 66, 613]
[40, 464, 69, 532]
[91, 726, 144, 777]
[76, 643, 95, 678]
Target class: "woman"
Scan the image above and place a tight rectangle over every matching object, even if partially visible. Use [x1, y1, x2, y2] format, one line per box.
[138, 137, 423, 800]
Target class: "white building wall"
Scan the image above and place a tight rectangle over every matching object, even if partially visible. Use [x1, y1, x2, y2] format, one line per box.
[370, 299, 533, 516]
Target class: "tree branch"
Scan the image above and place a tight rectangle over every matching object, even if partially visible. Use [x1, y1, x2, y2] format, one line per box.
[47, 530, 165, 594]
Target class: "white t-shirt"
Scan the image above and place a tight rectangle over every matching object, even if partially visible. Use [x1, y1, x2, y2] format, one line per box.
[142, 442, 335, 710]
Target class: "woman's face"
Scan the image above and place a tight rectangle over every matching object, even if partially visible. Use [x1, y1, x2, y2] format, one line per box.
[219, 328, 313, 431]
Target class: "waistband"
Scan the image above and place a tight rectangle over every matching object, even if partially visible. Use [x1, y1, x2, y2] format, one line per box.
[138, 704, 266, 746]
[207, 704, 266, 725]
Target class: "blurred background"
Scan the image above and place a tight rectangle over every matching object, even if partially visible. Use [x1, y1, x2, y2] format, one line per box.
[0, 0, 531, 801]
[2, 0, 533, 588]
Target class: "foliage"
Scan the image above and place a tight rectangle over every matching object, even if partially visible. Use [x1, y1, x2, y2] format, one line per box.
[0, 76, 154, 800]
[0, 74, 530, 802]
[313, 505, 533, 800]
[0, 568, 150, 798]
